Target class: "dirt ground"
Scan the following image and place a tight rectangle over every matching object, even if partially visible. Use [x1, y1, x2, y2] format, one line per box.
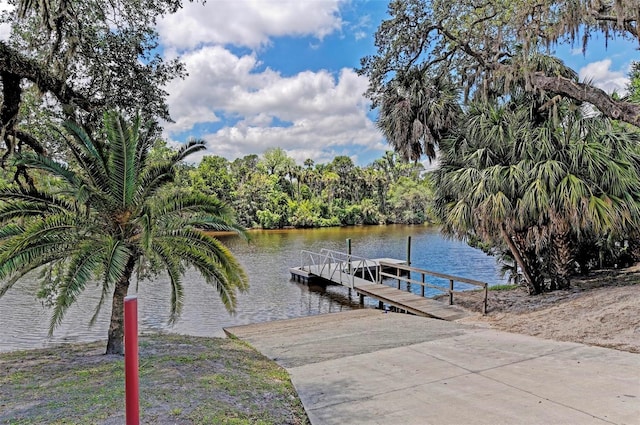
[450, 265, 640, 353]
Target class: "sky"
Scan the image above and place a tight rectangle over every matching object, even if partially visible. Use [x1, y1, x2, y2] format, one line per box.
[2, 0, 638, 166]
[157, 0, 638, 166]
[156, 0, 390, 166]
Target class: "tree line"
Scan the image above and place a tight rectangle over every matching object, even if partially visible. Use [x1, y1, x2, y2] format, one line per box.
[181, 148, 436, 229]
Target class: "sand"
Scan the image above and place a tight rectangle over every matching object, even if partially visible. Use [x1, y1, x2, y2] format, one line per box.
[452, 265, 640, 353]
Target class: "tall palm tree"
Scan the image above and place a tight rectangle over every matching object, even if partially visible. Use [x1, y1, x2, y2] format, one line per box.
[0, 111, 248, 354]
[377, 69, 461, 162]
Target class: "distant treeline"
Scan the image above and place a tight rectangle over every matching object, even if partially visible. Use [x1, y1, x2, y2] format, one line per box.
[178, 148, 435, 229]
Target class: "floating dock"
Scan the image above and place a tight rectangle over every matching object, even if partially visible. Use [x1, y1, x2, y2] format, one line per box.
[290, 249, 477, 320]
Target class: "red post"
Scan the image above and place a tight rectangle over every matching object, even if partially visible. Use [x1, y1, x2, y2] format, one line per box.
[124, 295, 140, 425]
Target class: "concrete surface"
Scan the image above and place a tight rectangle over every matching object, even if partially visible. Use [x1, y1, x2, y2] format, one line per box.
[225, 309, 640, 425]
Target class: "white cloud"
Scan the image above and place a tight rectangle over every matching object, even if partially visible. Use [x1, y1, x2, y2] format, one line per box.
[163, 45, 382, 164]
[349, 14, 372, 41]
[158, 0, 344, 50]
[579, 59, 629, 95]
[158, 0, 386, 165]
[0, 1, 13, 41]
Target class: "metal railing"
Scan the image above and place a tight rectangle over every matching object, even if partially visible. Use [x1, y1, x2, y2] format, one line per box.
[299, 249, 377, 288]
[377, 261, 489, 315]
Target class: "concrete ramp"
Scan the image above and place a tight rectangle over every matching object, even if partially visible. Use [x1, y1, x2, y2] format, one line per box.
[225, 309, 640, 425]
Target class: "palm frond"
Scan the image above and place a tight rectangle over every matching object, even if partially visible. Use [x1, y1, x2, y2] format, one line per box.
[0, 187, 76, 216]
[104, 111, 137, 209]
[134, 163, 175, 203]
[61, 121, 110, 193]
[90, 239, 132, 326]
[13, 152, 80, 187]
[0, 239, 79, 298]
[157, 229, 248, 289]
[149, 241, 184, 323]
[0, 224, 25, 240]
[50, 244, 104, 334]
[169, 139, 206, 164]
[152, 192, 235, 221]
[0, 214, 81, 281]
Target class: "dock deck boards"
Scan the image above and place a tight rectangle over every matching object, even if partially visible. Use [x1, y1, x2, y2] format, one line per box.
[354, 283, 467, 321]
[290, 257, 467, 321]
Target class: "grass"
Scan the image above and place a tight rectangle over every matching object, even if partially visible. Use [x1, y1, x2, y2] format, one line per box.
[0, 334, 310, 425]
[489, 284, 520, 291]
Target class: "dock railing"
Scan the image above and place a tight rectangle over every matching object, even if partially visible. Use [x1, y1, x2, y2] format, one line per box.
[377, 261, 489, 315]
[299, 249, 377, 288]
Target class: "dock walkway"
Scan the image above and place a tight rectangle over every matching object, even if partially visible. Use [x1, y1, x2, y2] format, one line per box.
[290, 249, 469, 321]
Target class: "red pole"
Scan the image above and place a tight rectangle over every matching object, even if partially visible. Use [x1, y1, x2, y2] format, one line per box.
[124, 295, 140, 425]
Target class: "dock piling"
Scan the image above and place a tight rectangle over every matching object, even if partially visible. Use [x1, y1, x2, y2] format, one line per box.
[346, 238, 352, 275]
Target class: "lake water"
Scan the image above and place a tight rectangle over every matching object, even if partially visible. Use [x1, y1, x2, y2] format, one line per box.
[0, 225, 506, 352]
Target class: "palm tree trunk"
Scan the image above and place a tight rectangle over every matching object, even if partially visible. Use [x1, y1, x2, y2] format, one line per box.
[501, 225, 543, 294]
[105, 256, 137, 355]
[550, 230, 573, 290]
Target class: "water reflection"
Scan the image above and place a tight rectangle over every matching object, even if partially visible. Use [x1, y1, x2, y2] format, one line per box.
[0, 225, 506, 352]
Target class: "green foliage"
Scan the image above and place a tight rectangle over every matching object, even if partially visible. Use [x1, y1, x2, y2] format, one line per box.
[387, 176, 436, 224]
[288, 200, 324, 228]
[435, 95, 640, 293]
[185, 150, 434, 229]
[628, 62, 640, 104]
[190, 155, 235, 203]
[359, 0, 640, 129]
[0, 111, 248, 354]
[256, 210, 282, 230]
[0, 0, 188, 179]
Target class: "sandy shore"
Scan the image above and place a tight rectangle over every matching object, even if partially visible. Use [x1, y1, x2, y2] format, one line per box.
[450, 265, 640, 353]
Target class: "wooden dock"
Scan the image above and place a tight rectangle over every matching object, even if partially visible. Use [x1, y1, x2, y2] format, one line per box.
[290, 249, 470, 321]
[353, 283, 466, 320]
[289, 257, 405, 284]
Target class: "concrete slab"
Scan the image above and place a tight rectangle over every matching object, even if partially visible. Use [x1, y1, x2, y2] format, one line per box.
[409, 329, 580, 371]
[226, 309, 467, 368]
[287, 346, 469, 409]
[480, 344, 640, 424]
[225, 309, 640, 425]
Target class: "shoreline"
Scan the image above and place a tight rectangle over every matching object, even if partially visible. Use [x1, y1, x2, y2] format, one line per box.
[449, 265, 640, 353]
[3, 265, 638, 356]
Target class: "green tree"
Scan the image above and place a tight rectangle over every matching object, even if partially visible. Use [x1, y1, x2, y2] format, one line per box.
[360, 0, 640, 128]
[259, 148, 295, 197]
[0, 0, 185, 185]
[330, 155, 356, 203]
[387, 176, 434, 224]
[377, 70, 460, 161]
[628, 62, 640, 104]
[0, 111, 248, 354]
[189, 155, 235, 203]
[261, 147, 295, 177]
[435, 98, 640, 293]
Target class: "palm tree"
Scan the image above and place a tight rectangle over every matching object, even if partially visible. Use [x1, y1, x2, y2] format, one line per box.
[435, 97, 640, 294]
[377, 69, 461, 162]
[0, 111, 248, 354]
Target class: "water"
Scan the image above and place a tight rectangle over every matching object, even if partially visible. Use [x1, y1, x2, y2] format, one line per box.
[0, 225, 506, 352]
